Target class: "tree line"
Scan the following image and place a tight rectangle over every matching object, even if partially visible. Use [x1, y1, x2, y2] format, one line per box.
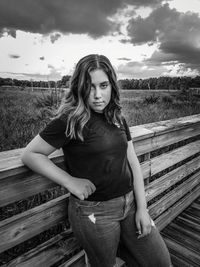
[1, 75, 200, 90]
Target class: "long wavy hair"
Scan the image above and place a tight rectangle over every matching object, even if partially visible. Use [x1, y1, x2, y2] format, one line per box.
[56, 54, 122, 140]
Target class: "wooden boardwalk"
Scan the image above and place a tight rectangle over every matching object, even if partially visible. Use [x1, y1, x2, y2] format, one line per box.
[161, 196, 200, 267]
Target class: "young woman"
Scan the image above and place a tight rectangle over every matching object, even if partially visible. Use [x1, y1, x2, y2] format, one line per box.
[21, 54, 172, 267]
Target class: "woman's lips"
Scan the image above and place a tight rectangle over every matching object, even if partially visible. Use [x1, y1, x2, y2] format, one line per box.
[93, 102, 103, 105]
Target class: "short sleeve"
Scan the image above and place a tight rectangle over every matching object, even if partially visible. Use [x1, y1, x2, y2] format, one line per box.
[39, 118, 70, 149]
[122, 117, 132, 141]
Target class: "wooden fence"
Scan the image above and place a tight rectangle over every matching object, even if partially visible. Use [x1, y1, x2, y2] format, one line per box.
[0, 114, 200, 266]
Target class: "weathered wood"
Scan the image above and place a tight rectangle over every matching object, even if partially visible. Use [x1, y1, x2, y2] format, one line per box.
[163, 236, 200, 267]
[155, 185, 200, 231]
[169, 253, 198, 267]
[0, 194, 69, 253]
[150, 140, 200, 176]
[167, 221, 200, 242]
[2, 229, 82, 267]
[149, 171, 200, 219]
[175, 215, 200, 233]
[146, 155, 200, 201]
[191, 202, 200, 211]
[59, 251, 85, 267]
[59, 252, 125, 267]
[181, 210, 200, 224]
[0, 172, 57, 207]
[132, 114, 200, 136]
[162, 226, 200, 253]
[133, 122, 200, 156]
[0, 149, 64, 180]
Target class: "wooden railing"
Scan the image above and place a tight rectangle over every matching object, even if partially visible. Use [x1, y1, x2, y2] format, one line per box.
[0, 114, 200, 267]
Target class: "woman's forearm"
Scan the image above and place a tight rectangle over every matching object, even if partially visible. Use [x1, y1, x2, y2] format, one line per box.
[22, 151, 73, 188]
[22, 150, 96, 200]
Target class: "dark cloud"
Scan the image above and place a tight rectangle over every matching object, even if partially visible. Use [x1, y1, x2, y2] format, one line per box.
[126, 3, 200, 73]
[9, 54, 20, 59]
[39, 56, 45, 60]
[118, 57, 132, 61]
[0, 0, 169, 38]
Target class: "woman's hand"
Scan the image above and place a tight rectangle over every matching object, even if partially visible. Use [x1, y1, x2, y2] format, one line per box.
[135, 208, 151, 239]
[66, 177, 96, 200]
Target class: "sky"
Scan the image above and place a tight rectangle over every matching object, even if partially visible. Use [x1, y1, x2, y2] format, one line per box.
[0, 0, 200, 81]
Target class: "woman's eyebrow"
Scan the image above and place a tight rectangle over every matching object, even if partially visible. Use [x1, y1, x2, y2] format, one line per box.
[91, 81, 109, 86]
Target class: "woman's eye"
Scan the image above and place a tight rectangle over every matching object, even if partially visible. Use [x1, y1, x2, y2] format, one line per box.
[100, 83, 108, 89]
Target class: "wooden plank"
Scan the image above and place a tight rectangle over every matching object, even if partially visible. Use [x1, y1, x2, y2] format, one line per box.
[155, 185, 200, 231]
[162, 225, 200, 253]
[0, 148, 23, 161]
[133, 122, 200, 156]
[140, 160, 151, 180]
[132, 114, 200, 136]
[167, 221, 200, 242]
[146, 155, 200, 202]
[59, 252, 125, 267]
[143, 153, 151, 185]
[194, 196, 200, 204]
[175, 215, 200, 234]
[0, 150, 64, 180]
[151, 140, 200, 176]
[2, 229, 82, 267]
[149, 171, 200, 219]
[59, 251, 85, 267]
[169, 253, 193, 267]
[191, 202, 200, 211]
[163, 236, 200, 267]
[0, 148, 62, 163]
[0, 172, 57, 207]
[0, 194, 69, 253]
[184, 207, 200, 220]
[181, 210, 200, 224]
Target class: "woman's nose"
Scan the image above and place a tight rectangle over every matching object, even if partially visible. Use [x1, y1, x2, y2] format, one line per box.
[94, 88, 101, 98]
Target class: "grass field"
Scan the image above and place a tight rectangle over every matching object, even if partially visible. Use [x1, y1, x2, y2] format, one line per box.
[1, 87, 200, 151]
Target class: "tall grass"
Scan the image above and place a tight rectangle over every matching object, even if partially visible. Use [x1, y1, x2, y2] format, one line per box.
[1, 88, 200, 151]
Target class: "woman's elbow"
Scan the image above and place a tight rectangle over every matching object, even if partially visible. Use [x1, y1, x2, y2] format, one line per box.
[21, 148, 31, 165]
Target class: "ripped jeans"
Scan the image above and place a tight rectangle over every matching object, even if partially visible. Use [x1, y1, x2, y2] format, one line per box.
[68, 191, 172, 267]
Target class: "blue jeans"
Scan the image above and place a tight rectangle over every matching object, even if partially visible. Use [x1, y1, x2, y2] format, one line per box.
[68, 191, 172, 267]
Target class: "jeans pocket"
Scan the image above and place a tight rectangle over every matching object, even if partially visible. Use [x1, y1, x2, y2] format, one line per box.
[75, 199, 101, 208]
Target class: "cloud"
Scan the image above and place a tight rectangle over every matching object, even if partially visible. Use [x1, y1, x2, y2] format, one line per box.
[126, 3, 200, 73]
[47, 64, 63, 80]
[118, 57, 132, 61]
[39, 56, 45, 60]
[9, 54, 20, 59]
[117, 60, 169, 79]
[0, 0, 169, 38]
[1, 69, 62, 81]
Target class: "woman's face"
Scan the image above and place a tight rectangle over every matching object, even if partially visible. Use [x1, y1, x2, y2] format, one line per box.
[88, 69, 112, 113]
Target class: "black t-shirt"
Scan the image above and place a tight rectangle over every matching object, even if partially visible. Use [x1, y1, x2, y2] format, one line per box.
[39, 111, 133, 201]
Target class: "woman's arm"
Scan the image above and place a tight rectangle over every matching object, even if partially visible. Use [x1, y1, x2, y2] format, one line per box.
[127, 140, 151, 238]
[21, 135, 96, 200]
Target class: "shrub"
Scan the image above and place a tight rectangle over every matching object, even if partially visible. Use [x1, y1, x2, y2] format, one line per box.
[34, 89, 62, 109]
[161, 95, 173, 105]
[143, 94, 160, 105]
